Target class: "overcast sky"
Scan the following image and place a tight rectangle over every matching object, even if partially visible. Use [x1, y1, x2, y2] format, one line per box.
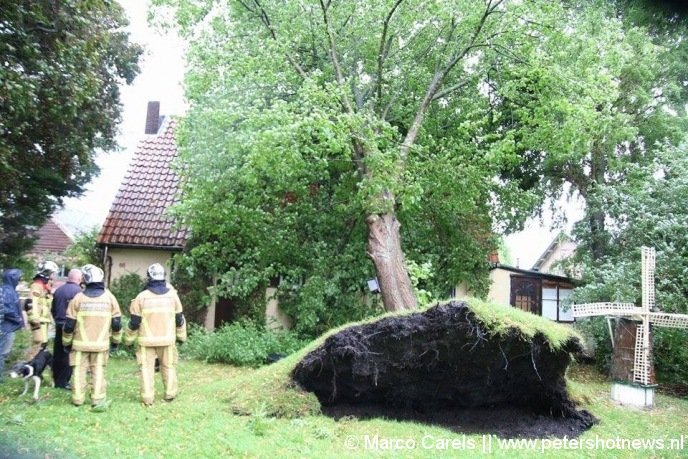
[55, 1, 582, 270]
[56, 0, 186, 235]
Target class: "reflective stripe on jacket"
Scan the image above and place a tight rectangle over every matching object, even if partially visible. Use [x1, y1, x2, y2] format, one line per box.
[126, 289, 185, 347]
[29, 280, 53, 343]
[64, 290, 122, 352]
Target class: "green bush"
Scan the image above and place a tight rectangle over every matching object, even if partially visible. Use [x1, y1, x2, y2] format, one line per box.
[110, 273, 146, 316]
[181, 320, 306, 367]
[110, 315, 136, 359]
[654, 327, 688, 386]
[574, 317, 613, 373]
[64, 227, 103, 266]
[169, 254, 212, 325]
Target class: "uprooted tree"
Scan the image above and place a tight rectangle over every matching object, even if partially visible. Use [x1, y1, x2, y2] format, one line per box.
[155, 0, 674, 325]
[157, 0, 534, 317]
[292, 301, 596, 432]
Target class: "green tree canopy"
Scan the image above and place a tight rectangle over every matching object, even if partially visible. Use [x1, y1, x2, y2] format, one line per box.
[160, 0, 555, 329]
[156, 0, 682, 333]
[496, 0, 688, 260]
[561, 0, 688, 385]
[573, 139, 688, 384]
[64, 226, 103, 267]
[0, 0, 142, 263]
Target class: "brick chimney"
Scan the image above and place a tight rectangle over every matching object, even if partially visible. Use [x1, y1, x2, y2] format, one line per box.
[144, 101, 161, 134]
[488, 250, 500, 265]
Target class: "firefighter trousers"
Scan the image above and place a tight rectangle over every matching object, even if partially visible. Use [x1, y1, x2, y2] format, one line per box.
[136, 345, 178, 405]
[70, 350, 109, 406]
[25, 325, 49, 360]
[52, 327, 72, 388]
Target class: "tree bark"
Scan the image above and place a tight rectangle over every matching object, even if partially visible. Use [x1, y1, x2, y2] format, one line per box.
[366, 212, 418, 311]
[588, 209, 607, 262]
[588, 145, 608, 261]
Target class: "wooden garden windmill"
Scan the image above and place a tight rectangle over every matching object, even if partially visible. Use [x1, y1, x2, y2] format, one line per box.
[572, 247, 688, 407]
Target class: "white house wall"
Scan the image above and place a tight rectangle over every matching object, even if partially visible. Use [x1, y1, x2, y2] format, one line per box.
[486, 268, 512, 305]
[558, 288, 574, 321]
[455, 268, 510, 304]
[542, 287, 559, 320]
[107, 248, 174, 283]
[537, 240, 577, 275]
[265, 287, 294, 330]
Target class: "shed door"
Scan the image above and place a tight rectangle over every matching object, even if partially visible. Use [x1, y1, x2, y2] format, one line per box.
[510, 276, 541, 315]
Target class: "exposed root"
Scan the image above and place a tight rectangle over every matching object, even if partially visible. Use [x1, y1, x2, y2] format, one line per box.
[292, 301, 596, 437]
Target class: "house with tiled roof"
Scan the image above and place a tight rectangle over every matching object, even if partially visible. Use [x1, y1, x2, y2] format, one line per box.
[97, 102, 188, 285]
[97, 102, 295, 331]
[25, 217, 74, 278]
[29, 217, 73, 257]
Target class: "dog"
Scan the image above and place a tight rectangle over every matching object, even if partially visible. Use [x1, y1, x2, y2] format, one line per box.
[9, 348, 53, 401]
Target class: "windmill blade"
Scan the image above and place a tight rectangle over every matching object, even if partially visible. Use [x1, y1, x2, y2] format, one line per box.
[633, 323, 652, 385]
[648, 312, 688, 329]
[572, 302, 640, 318]
[641, 247, 656, 313]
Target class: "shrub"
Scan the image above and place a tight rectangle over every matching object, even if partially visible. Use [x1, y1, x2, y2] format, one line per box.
[574, 317, 613, 373]
[169, 255, 211, 325]
[64, 227, 103, 266]
[110, 273, 146, 316]
[110, 315, 135, 358]
[181, 320, 306, 366]
[654, 327, 688, 386]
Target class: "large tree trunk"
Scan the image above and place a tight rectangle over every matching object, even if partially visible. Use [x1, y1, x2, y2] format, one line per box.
[366, 212, 418, 311]
[588, 209, 607, 261]
[588, 146, 608, 261]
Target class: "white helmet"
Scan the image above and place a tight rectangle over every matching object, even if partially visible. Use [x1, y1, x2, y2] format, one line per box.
[81, 264, 104, 284]
[147, 263, 166, 281]
[36, 260, 59, 277]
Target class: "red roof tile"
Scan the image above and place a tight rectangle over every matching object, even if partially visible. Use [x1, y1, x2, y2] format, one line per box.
[97, 119, 188, 249]
[30, 218, 73, 254]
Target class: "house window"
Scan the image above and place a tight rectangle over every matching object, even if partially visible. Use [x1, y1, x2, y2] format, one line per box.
[542, 286, 574, 322]
[510, 276, 541, 315]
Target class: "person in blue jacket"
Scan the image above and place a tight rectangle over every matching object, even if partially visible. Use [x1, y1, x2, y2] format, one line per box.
[0, 268, 24, 383]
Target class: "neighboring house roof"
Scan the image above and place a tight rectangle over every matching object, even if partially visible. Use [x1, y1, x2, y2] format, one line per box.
[97, 117, 188, 250]
[531, 232, 577, 275]
[30, 217, 73, 254]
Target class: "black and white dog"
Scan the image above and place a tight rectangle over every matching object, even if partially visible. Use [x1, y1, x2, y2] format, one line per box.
[9, 349, 53, 401]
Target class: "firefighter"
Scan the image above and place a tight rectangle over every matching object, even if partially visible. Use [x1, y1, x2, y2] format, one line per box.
[124, 263, 186, 406]
[63, 264, 122, 409]
[26, 260, 58, 358]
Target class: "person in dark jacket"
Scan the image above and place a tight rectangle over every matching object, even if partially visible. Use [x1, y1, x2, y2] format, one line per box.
[0, 268, 24, 383]
[51, 268, 82, 389]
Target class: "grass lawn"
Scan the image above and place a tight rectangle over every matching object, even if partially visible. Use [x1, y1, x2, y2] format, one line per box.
[0, 355, 686, 459]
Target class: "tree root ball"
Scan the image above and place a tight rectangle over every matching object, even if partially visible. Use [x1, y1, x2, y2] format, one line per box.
[292, 301, 596, 435]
